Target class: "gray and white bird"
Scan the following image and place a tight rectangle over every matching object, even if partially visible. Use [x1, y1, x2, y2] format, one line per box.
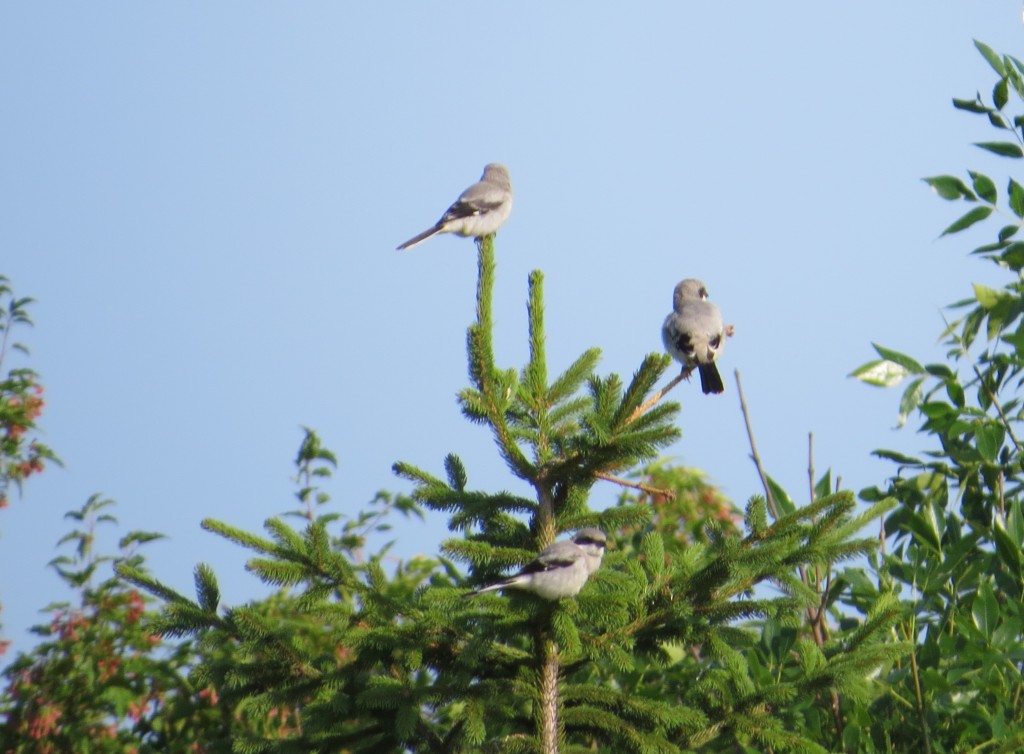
[397, 163, 513, 250]
[466, 528, 607, 600]
[662, 278, 727, 395]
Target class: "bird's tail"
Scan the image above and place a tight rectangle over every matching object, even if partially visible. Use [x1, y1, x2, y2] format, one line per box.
[397, 224, 442, 251]
[462, 578, 516, 598]
[699, 364, 725, 394]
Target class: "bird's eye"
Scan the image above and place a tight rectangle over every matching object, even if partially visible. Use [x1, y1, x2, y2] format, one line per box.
[709, 335, 721, 348]
[699, 287, 709, 299]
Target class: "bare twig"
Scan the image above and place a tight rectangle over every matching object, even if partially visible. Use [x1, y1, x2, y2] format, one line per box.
[815, 571, 832, 634]
[735, 370, 778, 518]
[829, 689, 844, 741]
[999, 469, 1006, 519]
[808, 432, 816, 504]
[879, 511, 887, 556]
[595, 472, 676, 500]
[739, 364, 838, 743]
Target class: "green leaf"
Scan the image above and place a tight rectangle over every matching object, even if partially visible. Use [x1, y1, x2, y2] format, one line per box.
[973, 282, 1011, 309]
[994, 510, 1023, 577]
[974, 142, 1024, 158]
[999, 329, 1024, 352]
[988, 112, 1008, 130]
[999, 226, 1021, 246]
[766, 475, 796, 516]
[971, 580, 999, 639]
[919, 401, 956, 421]
[1003, 328, 1024, 354]
[872, 449, 921, 465]
[974, 420, 1005, 463]
[813, 470, 833, 502]
[1010, 54, 1024, 78]
[925, 364, 955, 379]
[98, 686, 137, 718]
[993, 77, 1009, 110]
[1009, 180, 1024, 218]
[1009, 501, 1024, 544]
[842, 722, 864, 753]
[858, 485, 887, 502]
[872, 344, 925, 374]
[849, 359, 909, 387]
[970, 171, 997, 203]
[975, 40, 1007, 76]
[898, 377, 925, 428]
[900, 508, 942, 555]
[945, 379, 965, 408]
[941, 206, 993, 236]
[953, 96, 989, 114]
[1009, 63, 1024, 98]
[922, 175, 976, 201]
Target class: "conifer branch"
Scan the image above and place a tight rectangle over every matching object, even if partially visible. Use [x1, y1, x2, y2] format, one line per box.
[547, 348, 601, 403]
[462, 236, 536, 480]
[612, 354, 670, 430]
[524, 271, 560, 469]
[472, 235, 497, 381]
[625, 368, 686, 426]
[201, 517, 282, 557]
[525, 271, 548, 398]
[116, 563, 191, 605]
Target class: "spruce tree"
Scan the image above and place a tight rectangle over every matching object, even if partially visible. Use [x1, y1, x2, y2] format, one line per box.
[121, 232, 902, 753]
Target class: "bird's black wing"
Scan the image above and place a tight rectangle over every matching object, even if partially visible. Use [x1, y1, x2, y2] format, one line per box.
[518, 555, 577, 575]
[440, 196, 504, 222]
[668, 327, 695, 356]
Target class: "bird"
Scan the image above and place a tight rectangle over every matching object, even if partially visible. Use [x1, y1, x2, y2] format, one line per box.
[662, 278, 727, 395]
[397, 163, 513, 250]
[465, 528, 607, 600]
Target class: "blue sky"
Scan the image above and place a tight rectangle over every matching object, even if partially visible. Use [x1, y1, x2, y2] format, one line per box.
[1, 3, 1021, 658]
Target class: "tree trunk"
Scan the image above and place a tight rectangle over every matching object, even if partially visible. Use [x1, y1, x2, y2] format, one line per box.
[538, 631, 560, 754]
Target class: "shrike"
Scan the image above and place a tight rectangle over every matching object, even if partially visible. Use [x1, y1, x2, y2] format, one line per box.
[466, 528, 607, 600]
[397, 163, 513, 250]
[662, 278, 727, 395]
